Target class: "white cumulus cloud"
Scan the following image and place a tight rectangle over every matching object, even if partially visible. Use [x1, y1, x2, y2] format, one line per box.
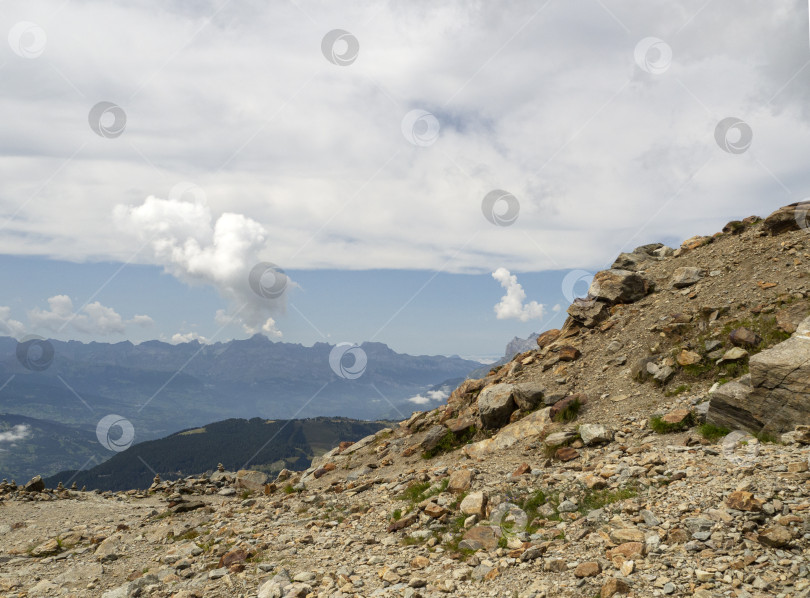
[492, 268, 545, 322]
[115, 196, 287, 337]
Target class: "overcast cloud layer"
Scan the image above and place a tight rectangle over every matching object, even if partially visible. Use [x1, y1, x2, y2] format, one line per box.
[1, 0, 809, 283]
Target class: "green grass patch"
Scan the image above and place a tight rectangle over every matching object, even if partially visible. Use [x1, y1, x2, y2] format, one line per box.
[391, 508, 402, 521]
[282, 483, 295, 494]
[553, 398, 581, 423]
[664, 384, 690, 397]
[578, 485, 638, 514]
[755, 430, 780, 444]
[174, 529, 200, 542]
[649, 412, 694, 434]
[698, 422, 730, 442]
[422, 427, 476, 459]
[397, 479, 449, 505]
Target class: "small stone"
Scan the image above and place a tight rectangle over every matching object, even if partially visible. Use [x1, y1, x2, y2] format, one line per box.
[511, 462, 531, 477]
[729, 327, 762, 348]
[757, 525, 792, 548]
[671, 266, 703, 288]
[661, 408, 692, 425]
[574, 561, 602, 577]
[447, 469, 474, 494]
[558, 345, 582, 362]
[601, 578, 631, 597]
[717, 347, 748, 363]
[676, 349, 702, 366]
[459, 492, 487, 517]
[726, 490, 763, 512]
[579, 424, 612, 446]
[555, 446, 580, 461]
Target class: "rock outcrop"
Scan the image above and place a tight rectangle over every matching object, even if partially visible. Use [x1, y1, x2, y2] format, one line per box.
[706, 316, 810, 434]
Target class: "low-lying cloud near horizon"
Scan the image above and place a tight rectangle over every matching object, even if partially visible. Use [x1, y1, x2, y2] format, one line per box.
[1, 0, 809, 310]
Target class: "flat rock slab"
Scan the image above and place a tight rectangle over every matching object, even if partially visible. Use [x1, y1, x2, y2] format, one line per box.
[464, 408, 552, 459]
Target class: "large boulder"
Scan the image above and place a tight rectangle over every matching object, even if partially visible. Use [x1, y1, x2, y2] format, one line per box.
[567, 298, 611, 328]
[477, 384, 516, 429]
[536, 329, 561, 349]
[235, 470, 268, 492]
[588, 269, 650, 304]
[512, 382, 545, 412]
[707, 317, 810, 434]
[24, 475, 45, 493]
[464, 408, 552, 459]
[762, 200, 810, 236]
[611, 252, 650, 272]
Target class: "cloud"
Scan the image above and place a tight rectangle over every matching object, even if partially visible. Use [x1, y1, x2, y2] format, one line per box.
[27, 295, 153, 336]
[170, 332, 210, 344]
[0, 1, 808, 276]
[115, 196, 286, 336]
[0, 307, 26, 338]
[407, 387, 450, 405]
[129, 314, 155, 327]
[0, 424, 31, 447]
[492, 268, 545, 322]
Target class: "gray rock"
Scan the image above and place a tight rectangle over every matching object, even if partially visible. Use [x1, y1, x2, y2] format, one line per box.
[579, 424, 612, 446]
[671, 266, 703, 288]
[640, 509, 660, 526]
[513, 382, 545, 412]
[707, 317, 810, 434]
[588, 269, 651, 304]
[477, 384, 517, 429]
[235, 469, 268, 491]
[419, 425, 449, 452]
[567, 298, 611, 328]
[646, 362, 675, 384]
[611, 252, 651, 272]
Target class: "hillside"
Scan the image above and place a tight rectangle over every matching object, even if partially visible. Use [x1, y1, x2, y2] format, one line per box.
[0, 414, 97, 483]
[42, 417, 391, 492]
[0, 337, 479, 470]
[1, 202, 809, 598]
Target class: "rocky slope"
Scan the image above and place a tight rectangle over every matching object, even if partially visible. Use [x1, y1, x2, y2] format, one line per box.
[1, 202, 809, 598]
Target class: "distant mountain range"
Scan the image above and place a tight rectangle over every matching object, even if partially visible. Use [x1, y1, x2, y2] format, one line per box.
[468, 331, 539, 378]
[0, 335, 479, 481]
[44, 416, 390, 491]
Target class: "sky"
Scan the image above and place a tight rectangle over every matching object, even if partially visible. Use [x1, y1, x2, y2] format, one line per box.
[1, 0, 809, 358]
